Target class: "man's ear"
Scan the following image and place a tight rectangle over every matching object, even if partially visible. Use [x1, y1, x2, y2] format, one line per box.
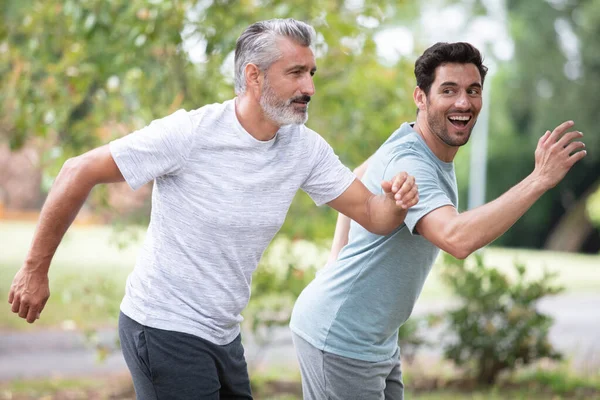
[245, 63, 263, 94]
[413, 86, 427, 112]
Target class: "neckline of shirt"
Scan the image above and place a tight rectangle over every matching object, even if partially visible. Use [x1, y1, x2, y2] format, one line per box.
[406, 122, 455, 170]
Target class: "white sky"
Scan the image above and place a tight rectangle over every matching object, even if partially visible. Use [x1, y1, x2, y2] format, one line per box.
[375, 0, 514, 68]
[182, 0, 580, 82]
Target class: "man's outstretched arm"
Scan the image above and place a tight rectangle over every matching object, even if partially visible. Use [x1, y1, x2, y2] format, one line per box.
[8, 145, 125, 323]
[416, 120, 586, 259]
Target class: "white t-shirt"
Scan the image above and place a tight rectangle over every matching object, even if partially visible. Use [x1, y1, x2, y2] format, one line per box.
[109, 99, 355, 345]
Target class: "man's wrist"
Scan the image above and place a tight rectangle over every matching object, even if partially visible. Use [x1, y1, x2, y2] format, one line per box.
[23, 255, 51, 274]
[525, 172, 550, 195]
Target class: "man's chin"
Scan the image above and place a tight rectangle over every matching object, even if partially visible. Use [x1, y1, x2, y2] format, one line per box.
[447, 125, 475, 145]
[451, 133, 471, 147]
[287, 111, 308, 125]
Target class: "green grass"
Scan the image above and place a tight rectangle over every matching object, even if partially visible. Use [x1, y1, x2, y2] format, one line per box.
[1, 220, 599, 330]
[0, 375, 134, 399]
[514, 366, 600, 397]
[2, 368, 599, 400]
[407, 390, 596, 399]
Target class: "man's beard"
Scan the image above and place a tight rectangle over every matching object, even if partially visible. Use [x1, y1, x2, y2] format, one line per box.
[260, 78, 310, 126]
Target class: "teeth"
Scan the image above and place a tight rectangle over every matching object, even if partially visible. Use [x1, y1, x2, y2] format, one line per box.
[449, 116, 470, 121]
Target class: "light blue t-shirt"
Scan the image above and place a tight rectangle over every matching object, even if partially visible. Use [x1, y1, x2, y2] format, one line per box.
[290, 122, 458, 362]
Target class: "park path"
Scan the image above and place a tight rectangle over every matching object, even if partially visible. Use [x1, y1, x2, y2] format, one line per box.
[1, 293, 599, 382]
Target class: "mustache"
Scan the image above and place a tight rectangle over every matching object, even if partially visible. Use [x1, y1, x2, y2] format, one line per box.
[289, 95, 311, 104]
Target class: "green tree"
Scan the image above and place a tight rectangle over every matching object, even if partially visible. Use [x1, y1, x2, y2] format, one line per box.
[486, 0, 600, 251]
[0, 0, 420, 239]
[430, 0, 599, 252]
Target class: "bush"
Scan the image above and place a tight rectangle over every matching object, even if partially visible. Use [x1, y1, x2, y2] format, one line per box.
[398, 315, 440, 364]
[440, 252, 563, 384]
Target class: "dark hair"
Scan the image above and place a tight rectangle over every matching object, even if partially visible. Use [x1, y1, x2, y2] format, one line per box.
[414, 42, 488, 95]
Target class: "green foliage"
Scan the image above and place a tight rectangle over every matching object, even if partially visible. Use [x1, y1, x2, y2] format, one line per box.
[245, 261, 316, 334]
[515, 366, 600, 397]
[587, 186, 600, 228]
[1, 0, 194, 155]
[398, 315, 441, 363]
[440, 253, 563, 385]
[0, 0, 420, 240]
[243, 239, 319, 368]
[487, 0, 600, 249]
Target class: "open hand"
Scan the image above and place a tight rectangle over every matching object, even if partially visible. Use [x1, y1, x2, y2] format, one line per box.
[381, 172, 419, 210]
[533, 120, 586, 189]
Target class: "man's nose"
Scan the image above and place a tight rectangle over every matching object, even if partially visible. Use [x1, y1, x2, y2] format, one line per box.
[301, 75, 315, 96]
[455, 91, 470, 109]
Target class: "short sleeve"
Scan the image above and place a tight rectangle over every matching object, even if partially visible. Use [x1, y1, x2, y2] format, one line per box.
[109, 109, 194, 190]
[383, 151, 455, 233]
[301, 133, 356, 206]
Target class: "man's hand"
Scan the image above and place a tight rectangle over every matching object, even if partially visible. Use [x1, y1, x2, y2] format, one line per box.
[327, 171, 418, 236]
[532, 120, 586, 189]
[381, 172, 419, 210]
[9, 267, 50, 323]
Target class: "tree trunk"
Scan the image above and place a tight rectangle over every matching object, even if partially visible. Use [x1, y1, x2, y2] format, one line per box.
[545, 181, 600, 252]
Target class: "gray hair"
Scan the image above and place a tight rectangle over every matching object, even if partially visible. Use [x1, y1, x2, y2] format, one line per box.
[234, 18, 316, 95]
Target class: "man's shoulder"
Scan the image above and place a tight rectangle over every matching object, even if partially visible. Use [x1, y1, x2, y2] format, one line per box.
[379, 125, 427, 161]
[187, 99, 234, 127]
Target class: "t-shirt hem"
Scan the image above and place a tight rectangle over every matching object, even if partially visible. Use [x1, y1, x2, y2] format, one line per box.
[120, 299, 240, 346]
[109, 141, 144, 191]
[289, 324, 396, 363]
[289, 324, 326, 351]
[405, 200, 455, 234]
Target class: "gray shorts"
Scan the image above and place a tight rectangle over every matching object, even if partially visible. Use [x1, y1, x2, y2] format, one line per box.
[292, 333, 404, 400]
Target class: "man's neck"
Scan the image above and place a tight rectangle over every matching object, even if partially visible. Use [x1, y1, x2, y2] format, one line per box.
[235, 95, 280, 141]
[412, 117, 459, 163]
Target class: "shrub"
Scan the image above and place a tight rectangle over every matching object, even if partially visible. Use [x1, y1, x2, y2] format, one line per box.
[398, 315, 440, 364]
[440, 252, 563, 384]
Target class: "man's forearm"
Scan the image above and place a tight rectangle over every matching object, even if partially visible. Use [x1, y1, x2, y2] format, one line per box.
[24, 159, 95, 273]
[326, 170, 417, 237]
[442, 173, 547, 257]
[364, 194, 408, 236]
[328, 192, 406, 264]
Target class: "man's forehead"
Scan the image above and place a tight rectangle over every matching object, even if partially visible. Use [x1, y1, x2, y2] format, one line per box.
[433, 63, 482, 85]
[275, 37, 316, 68]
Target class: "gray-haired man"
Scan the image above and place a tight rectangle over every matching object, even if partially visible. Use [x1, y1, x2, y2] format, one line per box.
[8, 19, 418, 398]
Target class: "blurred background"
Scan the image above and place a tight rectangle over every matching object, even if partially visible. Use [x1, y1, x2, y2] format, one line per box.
[1, 0, 599, 399]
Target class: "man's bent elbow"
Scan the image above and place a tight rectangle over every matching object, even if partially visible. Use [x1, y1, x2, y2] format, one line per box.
[448, 248, 471, 260]
[56, 155, 96, 191]
[364, 220, 402, 236]
[443, 238, 476, 260]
